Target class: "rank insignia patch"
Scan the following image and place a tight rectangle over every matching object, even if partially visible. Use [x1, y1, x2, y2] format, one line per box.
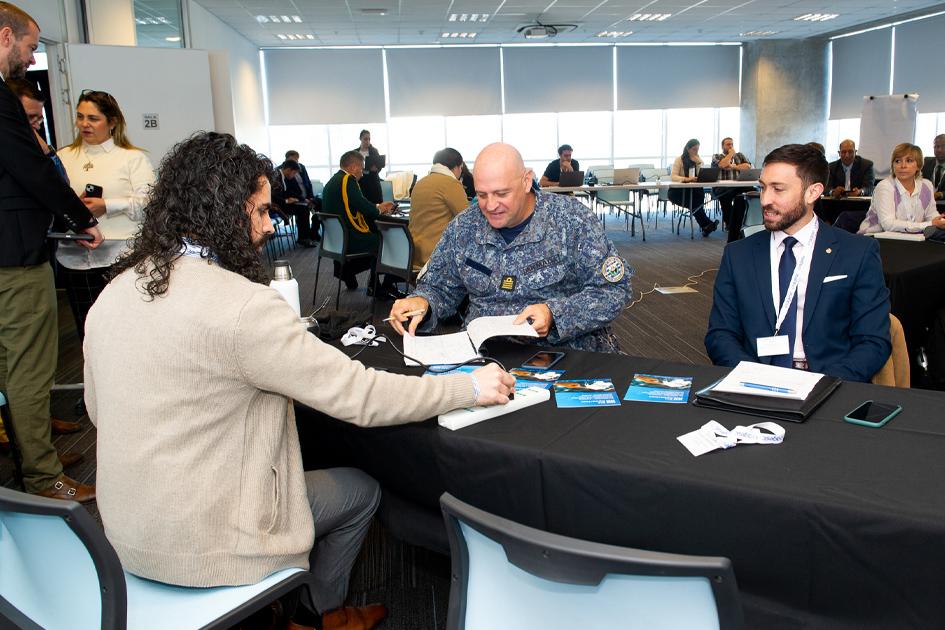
[500, 275, 516, 291]
[601, 256, 625, 283]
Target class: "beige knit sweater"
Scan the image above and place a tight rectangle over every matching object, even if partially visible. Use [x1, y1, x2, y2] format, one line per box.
[84, 256, 474, 586]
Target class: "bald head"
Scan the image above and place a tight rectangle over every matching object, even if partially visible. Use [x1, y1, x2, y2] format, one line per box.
[473, 142, 535, 229]
[934, 134, 945, 161]
[839, 139, 857, 166]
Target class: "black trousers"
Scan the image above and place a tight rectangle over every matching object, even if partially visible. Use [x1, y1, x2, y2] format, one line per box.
[669, 188, 712, 229]
[715, 187, 751, 242]
[61, 266, 109, 341]
[286, 203, 318, 242]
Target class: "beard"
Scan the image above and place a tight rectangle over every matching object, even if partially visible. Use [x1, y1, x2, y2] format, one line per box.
[7, 49, 31, 79]
[763, 198, 808, 233]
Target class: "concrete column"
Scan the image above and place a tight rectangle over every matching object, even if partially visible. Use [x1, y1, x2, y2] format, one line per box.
[740, 39, 829, 163]
[85, 0, 137, 46]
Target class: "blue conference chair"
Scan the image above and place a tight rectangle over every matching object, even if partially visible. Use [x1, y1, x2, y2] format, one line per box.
[0, 486, 315, 630]
[440, 492, 743, 630]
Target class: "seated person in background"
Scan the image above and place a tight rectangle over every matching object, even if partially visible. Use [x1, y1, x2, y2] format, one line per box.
[921, 134, 945, 199]
[827, 139, 875, 197]
[359, 153, 385, 205]
[711, 136, 753, 242]
[285, 149, 315, 202]
[273, 159, 318, 247]
[409, 147, 469, 269]
[539, 144, 579, 187]
[321, 151, 398, 294]
[83, 131, 514, 630]
[460, 161, 475, 199]
[670, 138, 719, 237]
[858, 143, 945, 234]
[705, 143, 891, 382]
[389, 142, 632, 353]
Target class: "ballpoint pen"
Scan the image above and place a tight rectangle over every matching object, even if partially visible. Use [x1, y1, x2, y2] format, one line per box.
[382, 309, 426, 323]
[739, 382, 796, 394]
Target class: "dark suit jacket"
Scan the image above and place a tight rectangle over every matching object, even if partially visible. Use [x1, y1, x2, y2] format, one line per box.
[0, 77, 95, 267]
[298, 163, 315, 199]
[705, 220, 891, 382]
[921, 157, 945, 193]
[826, 156, 875, 195]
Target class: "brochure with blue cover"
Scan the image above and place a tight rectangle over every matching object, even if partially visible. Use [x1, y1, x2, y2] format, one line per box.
[425, 365, 551, 390]
[623, 374, 693, 404]
[553, 379, 621, 408]
[509, 366, 565, 382]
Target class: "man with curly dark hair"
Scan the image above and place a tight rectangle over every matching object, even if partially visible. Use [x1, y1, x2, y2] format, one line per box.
[83, 132, 513, 630]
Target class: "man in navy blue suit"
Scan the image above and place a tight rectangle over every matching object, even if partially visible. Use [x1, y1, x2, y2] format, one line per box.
[705, 143, 891, 382]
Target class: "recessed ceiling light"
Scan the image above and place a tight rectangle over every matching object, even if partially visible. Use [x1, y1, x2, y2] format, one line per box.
[449, 13, 488, 22]
[597, 31, 633, 37]
[740, 30, 778, 36]
[165, 36, 181, 42]
[361, 8, 388, 15]
[305, 34, 315, 40]
[269, 15, 279, 23]
[277, 34, 287, 39]
[255, 15, 268, 23]
[628, 13, 671, 21]
[794, 13, 839, 21]
[292, 15, 302, 23]
[441, 31, 476, 38]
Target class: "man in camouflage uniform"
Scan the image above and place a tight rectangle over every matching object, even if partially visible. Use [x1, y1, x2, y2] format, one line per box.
[389, 143, 632, 352]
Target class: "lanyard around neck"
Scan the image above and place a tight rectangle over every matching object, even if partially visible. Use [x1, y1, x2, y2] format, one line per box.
[773, 222, 819, 335]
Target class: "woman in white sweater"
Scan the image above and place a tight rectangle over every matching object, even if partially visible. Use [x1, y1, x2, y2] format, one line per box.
[57, 90, 155, 338]
[859, 143, 945, 234]
[669, 138, 718, 236]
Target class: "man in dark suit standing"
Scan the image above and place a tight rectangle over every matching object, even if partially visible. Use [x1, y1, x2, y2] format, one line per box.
[706, 143, 890, 382]
[0, 2, 102, 501]
[827, 139, 875, 197]
[921, 134, 945, 199]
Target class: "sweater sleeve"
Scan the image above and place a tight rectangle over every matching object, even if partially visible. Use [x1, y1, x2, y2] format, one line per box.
[233, 287, 476, 427]
[105, 150, 155, 221]
[670, 157, 686, 182]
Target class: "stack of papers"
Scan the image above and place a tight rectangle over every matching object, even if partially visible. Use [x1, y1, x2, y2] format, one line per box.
[711, 361, 824, 401]
[869, 232, 925, 241]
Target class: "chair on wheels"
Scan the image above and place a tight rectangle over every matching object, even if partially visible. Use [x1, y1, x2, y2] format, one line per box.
[313, 212, 374, 310]
[440, 492, 744, 630]
[372, 220, 418, 304]
[0, 391, 25, 491]
[596, 188, 645, 240]
[0, 486, 315, 630]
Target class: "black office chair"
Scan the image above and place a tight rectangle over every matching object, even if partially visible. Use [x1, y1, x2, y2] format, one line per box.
[372, 220, 417, 304]
[440, 492, 743, 630]
[0, 390, 26, 490]
[313, 212, 374, 310]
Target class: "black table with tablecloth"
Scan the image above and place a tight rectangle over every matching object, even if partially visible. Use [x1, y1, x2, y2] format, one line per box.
[297, 340, 945, 630]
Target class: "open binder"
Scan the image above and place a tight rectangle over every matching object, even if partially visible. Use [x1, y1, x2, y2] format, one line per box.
[692, 375, 842, 423]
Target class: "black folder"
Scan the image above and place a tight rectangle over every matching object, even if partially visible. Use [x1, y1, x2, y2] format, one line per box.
[692, 375, 841, 423]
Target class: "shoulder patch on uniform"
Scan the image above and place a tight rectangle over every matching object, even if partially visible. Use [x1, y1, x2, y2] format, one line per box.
[601, 256, 625, 283]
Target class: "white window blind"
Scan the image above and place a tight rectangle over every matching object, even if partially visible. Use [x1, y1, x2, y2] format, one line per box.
[386, 47, 502, 117]
[263, 49, 385, 124]
[616, 45, 740, 110]
[829, 29, 892, 119]
[893, 14, 945, 112]
[503, 46, 613, 114]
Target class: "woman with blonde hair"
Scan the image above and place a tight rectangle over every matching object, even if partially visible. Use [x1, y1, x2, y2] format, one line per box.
[57, 89, 155, 338]
[859, 143, 945, 234]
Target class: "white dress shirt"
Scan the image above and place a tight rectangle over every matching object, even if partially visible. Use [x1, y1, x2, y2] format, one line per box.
[842, 163, 852, 190]
[769, 216, 819, 361]
[56, 138, 155, 269]
[858, 177, 938, 234]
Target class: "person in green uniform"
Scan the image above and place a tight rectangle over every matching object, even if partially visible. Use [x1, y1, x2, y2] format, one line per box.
[321, 150, 396, 292]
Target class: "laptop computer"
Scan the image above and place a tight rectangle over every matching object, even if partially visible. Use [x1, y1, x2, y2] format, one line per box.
[736, 168, 761, 182]
[612, 167, 641, 185]
[696, 167, 720, 183]
[558, 170, 585, 187]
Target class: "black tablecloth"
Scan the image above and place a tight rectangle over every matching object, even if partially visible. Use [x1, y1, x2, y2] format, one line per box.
[297, 341, 945, 630]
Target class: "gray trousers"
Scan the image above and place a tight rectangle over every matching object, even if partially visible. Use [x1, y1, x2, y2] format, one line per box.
[304, 467, 381, 614]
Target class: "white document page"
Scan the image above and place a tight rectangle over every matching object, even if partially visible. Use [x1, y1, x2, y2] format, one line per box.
[403, 331, 477, 366]
[711, 361, 823, 401]
[465, 315, 538, 350]
[870, 232, 925, 241]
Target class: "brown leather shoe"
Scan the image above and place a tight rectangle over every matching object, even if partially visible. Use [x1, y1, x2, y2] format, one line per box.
[36, 474, 96, 503]
[58, 451, 83, 468]
[51, 418, 82, 434]
[321, 604, 387, 630]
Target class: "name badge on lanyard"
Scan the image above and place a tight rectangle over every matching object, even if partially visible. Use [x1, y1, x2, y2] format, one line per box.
[756, 226, 818, 357]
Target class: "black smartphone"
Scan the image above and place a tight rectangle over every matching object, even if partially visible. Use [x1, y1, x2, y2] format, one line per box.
[47, 232, 94, 241]
[843, 401, 902, 428]
[523, 350, 566, 369]
[84, 184, 103, 198]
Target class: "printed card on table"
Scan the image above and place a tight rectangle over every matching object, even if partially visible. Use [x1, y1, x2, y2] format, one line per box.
[509, 366, 565, 382]
[623, 374, 693, 404]
[553, 379, 621, 408]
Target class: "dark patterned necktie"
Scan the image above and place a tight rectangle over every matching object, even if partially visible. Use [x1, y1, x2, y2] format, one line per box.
[774, 236, 798, 368]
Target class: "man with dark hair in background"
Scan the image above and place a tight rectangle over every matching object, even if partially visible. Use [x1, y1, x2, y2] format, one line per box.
[0, 1, 102, 501]
[706, 143, 890, 382]
[274, 159, 318, 247]
[711, 136, 753, 242]
[409, 146, 469, 268]
[539, 144, 579, 187]
[285, 149, 315, 201]
[321, 150, 397, 294]
[921, 134, 945, 199]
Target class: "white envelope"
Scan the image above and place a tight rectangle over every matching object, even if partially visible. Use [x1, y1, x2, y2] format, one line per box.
[823, 275, 847, 284]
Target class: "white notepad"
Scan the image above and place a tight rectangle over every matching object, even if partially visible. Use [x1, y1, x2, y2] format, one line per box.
[402, 315, 538, 366]
[711, 361, 823, 401]
[438, 386, 551, 431]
